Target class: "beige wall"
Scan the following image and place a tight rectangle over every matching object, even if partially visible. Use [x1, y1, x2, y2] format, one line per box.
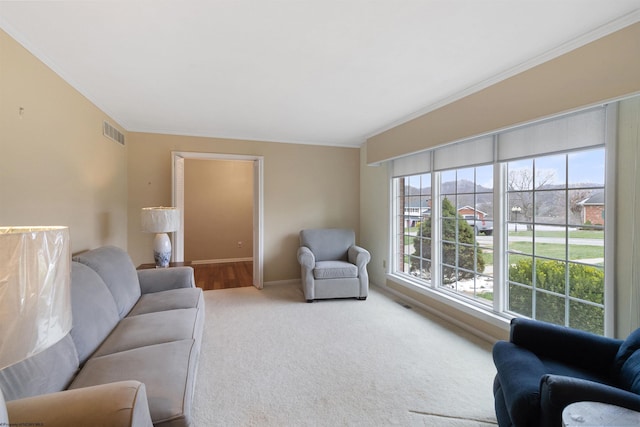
[127, 133, 360, 282]
[1, 27, 360, 283]
[0, 29, 128, 253]
[184, 159, 253, 261]
[359, 146, 389, 289]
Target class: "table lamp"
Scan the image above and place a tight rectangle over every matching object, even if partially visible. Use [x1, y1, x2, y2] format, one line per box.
[0, 226, 72, 370]
[141, 207, 180, 268]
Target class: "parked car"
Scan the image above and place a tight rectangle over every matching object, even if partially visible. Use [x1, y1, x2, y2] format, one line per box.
[462, 214, 493, 235]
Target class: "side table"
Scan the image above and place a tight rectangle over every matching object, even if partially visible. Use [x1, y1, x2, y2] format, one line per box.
[563, 401, 640, 426]
[137, 261, 192, 270]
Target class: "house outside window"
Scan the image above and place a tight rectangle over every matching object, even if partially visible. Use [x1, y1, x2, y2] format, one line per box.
[391, 106, 611, 335]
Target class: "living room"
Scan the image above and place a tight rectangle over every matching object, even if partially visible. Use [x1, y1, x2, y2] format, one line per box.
[1, 2, 640, 425]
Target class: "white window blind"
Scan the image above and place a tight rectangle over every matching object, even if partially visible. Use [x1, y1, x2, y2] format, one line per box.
[433, 135, 494, 171]
[392, 106, 606, 177]
[392, 151, 431, 177]
[498, 107, 606, 161]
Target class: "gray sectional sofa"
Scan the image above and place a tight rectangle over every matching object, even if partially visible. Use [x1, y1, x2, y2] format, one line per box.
[0, 246, 204, 427]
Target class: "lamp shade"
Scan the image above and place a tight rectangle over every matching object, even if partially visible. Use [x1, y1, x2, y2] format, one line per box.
[141, 207, 180, 233]
[0, 226, 72, 369]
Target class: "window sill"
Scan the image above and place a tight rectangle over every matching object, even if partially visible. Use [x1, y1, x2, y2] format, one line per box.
[385, 273, 511, 342]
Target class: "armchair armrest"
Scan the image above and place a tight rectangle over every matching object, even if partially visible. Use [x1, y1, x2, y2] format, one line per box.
[6, 381, 153, 427]
[539, 374, 640, 426]
[510, 318, 622, 373]
[137, 266, 195, 294]
[348, 245, 371, 269]
[493, 341, 548, 426]
[297, 246, 315, 269]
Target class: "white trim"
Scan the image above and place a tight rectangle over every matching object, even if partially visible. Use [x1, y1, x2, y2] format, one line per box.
[493, 150, 507, 314]
[171, 151, 264, 289]
[172, 156, 185, 261]
[383, 275, 510, 343]
[604, 103, 618, 337]
[253, 159, 265, 289]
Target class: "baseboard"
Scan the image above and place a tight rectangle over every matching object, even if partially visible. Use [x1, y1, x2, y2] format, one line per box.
[191, 257, 253, 265]
[377, 282, 502, 344]
[263, 279, 300, 287]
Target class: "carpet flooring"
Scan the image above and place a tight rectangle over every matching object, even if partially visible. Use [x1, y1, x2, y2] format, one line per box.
[192, 283, 498, 426]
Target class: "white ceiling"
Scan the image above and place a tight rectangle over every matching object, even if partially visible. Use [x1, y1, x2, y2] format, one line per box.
[1, 1, 639, 147]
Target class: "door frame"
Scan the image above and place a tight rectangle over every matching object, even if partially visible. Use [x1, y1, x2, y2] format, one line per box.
[171, 151, 264, 289]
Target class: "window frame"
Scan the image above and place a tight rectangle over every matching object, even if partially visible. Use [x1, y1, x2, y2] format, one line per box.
[388, 105, 615, 336]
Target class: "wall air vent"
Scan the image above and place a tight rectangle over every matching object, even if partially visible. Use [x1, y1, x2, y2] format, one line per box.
[103, 121, 125, 145]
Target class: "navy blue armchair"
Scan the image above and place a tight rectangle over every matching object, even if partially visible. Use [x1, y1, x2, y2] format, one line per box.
[493, 318, 640, 426]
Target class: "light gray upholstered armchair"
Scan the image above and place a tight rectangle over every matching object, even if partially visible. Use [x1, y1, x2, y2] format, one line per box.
[297, 228, 371, 302]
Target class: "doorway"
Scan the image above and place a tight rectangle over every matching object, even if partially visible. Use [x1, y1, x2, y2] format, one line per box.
[172, 151, 264, 289]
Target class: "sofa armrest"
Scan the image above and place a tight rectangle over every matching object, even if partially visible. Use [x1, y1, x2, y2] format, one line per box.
[539, 374, 640, 426]
[137, 266, 195, 294]
[348, 245, 371, 269]
[6, 381, 153, 427]
[297, 247, 315, 300]
[0, 387, 8, 426]
[510, 318, 622, 373]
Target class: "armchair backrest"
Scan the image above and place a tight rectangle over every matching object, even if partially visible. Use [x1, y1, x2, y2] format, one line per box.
[299, 229, 355, 262]
[615, 328, 640, 393]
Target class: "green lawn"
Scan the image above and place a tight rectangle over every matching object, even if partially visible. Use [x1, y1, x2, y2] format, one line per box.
[508, 242, 603, 264]
[510, 230, 604, 239]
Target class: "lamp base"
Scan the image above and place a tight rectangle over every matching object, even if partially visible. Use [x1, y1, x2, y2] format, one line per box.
[153, 233, 172, 268]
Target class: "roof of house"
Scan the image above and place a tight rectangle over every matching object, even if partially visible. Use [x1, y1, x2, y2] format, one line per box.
[579, 191, 604, 205]
[457, 206, 488, 216]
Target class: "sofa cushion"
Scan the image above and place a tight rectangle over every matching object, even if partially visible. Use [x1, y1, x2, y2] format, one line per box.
[73, 246, 141, 318]
[69, 340, 199, 427]
[0, 334, 79, 400]
[69, 262, 121, 364]
[128, 288, 203, 317]
[313, 261, 358, 279]
[92, 309, 199, 358]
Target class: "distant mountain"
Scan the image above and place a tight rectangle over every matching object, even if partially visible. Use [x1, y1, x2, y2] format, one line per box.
[403, 178, 602, 220]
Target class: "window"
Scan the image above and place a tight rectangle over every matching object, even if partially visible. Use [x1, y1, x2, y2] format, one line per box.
[506, 149, 605, 334]
[391, 106, 610, 334]
[438, 166, 494, 304]
[394, 173, 431, 282]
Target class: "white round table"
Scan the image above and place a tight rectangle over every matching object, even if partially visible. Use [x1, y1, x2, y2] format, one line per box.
[563, 401, 640, 426]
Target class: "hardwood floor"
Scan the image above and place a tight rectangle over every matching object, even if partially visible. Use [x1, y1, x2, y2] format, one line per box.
[192, 261, 253, 291]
